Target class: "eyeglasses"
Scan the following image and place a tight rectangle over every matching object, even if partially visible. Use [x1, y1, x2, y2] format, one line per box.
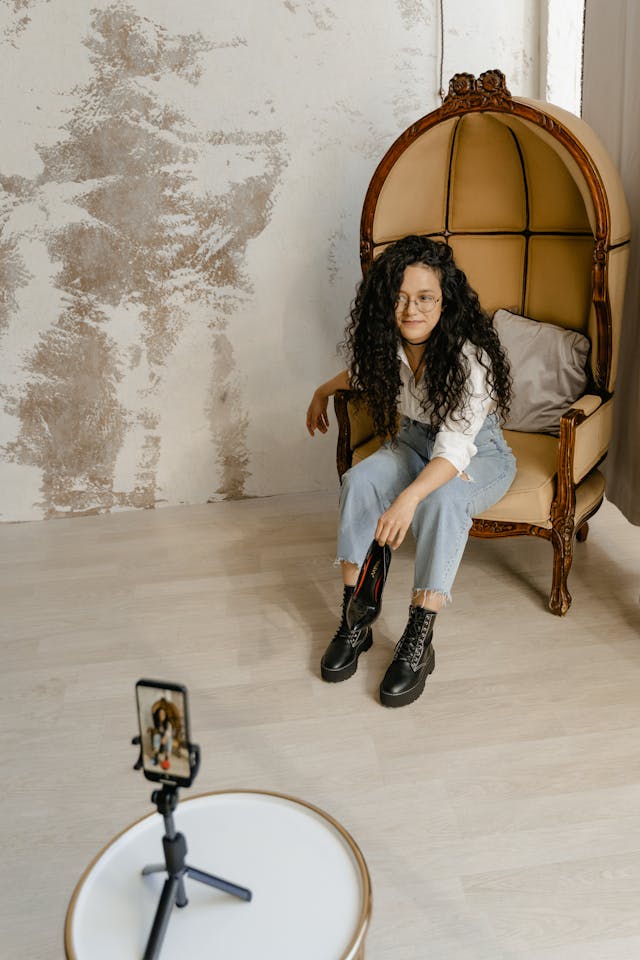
[394, 294, 441, 314]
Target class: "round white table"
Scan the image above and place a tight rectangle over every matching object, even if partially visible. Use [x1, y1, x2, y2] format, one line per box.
[65, 790, 371, 959]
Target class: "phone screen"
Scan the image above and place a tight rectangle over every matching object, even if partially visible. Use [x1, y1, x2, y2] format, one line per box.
[136, 680, 192, 785]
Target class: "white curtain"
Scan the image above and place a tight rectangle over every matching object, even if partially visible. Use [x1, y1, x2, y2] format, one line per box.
[582, 0, 640, 524]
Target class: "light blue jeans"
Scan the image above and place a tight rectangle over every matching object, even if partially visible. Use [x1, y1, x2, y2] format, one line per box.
[337, 413, 516, 602]
[153, 732, 172, 755]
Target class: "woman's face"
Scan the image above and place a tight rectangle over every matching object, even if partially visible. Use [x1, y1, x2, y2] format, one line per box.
[394, 264, 443, 344]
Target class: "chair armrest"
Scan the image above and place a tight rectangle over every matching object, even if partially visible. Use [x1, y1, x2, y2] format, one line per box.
[570, 394, 602, 418]
[572, 396, 613, 484]
[334, 390, 377, 478]
[554, 394, 612, 520]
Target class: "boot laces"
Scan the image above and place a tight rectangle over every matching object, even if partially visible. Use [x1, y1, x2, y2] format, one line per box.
[332, 622, 364, 648]
[394, 608, 434, 668]
[333, 587, 362, 648]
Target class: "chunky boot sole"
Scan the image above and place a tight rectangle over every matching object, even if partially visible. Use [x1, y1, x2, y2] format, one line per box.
[380, 645, 435, 707]
[320, 631, 373, 683]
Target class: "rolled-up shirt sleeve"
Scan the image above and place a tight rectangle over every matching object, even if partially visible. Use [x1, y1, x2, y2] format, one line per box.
[431, 347, 495, 474]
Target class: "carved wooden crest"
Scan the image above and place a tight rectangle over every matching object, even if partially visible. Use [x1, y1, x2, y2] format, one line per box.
[441, 69, 512, 113]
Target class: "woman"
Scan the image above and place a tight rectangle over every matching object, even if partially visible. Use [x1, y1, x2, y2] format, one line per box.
[151, 705, 173, 770]
[306, 236, 516, 708]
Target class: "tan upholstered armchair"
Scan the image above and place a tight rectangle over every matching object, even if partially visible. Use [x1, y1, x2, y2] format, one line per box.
[335, 71, 630, 616]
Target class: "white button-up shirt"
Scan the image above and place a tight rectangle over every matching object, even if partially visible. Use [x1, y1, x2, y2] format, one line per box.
[398, 342, 495, 474]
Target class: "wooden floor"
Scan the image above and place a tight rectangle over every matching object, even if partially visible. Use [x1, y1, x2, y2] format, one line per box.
[3, 492, 640, 960]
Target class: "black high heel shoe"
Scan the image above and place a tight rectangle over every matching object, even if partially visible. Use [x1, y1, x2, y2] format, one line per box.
[346, 539, 391, 631]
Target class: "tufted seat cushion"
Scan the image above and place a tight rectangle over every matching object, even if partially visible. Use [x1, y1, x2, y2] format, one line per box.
[475, 430, 557, 526]
[475, 442, 605, 529]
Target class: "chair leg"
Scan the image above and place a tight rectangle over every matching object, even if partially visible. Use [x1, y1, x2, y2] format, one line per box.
[576, 521, 589, 542]
[549, 519, 574, 616]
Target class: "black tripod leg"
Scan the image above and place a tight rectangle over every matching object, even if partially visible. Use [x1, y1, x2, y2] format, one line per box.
[175, 877, 188, 908]
[142, 863, 166, 876]
[186, 865, 252, 902]
[143, 874, 180, 960]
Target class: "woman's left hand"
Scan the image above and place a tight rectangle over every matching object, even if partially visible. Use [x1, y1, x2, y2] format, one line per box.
[375, 491, 420, 550]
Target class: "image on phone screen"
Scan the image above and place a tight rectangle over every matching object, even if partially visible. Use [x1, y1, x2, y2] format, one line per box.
[135, 680, 191, 784]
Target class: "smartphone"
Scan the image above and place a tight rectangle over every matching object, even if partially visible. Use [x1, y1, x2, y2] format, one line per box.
[135, 679, 193, 787]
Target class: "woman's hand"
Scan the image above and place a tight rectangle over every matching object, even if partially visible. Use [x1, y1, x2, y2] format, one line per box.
[375, 490, 420, 550]
[306, 370, 350, 435]
[306, 389, 329, 436]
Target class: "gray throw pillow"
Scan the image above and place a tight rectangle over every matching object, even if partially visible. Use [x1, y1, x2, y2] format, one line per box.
[493, 308, 591, 436]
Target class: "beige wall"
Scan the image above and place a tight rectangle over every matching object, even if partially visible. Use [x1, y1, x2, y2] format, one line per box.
[0, 0, 540, 520]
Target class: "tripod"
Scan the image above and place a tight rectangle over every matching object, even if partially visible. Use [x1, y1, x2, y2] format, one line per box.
[141, 781, 252, 960]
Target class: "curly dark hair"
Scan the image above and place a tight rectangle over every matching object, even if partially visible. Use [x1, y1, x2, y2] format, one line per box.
[342, 235, 511, 439]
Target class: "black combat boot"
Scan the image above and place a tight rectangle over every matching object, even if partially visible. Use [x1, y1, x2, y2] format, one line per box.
[321, 585, 373, 682]
[379, 606, 436, 707]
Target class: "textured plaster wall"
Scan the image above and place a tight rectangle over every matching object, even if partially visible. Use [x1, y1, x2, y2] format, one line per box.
[0, 0, 539, 521]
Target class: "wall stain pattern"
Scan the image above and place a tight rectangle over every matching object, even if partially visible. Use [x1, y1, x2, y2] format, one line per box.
[1, 0, 51, 45]
[0, 2, 286, 518]
[282, 1, 336, 30]
[0, 193, 30, 336]
[396, 0, 432, 31]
